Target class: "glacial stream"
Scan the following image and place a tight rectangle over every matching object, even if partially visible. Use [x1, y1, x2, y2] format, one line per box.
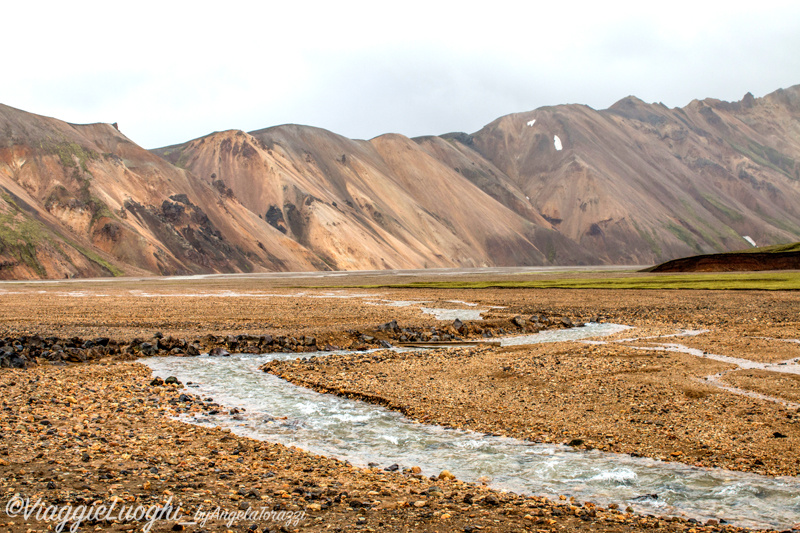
[144, 324, 800, 530]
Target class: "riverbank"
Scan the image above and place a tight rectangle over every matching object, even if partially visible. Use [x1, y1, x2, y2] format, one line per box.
[1, 280, 799, 531]
[0, 361, 753, 533]
[264, 327, 800, 478]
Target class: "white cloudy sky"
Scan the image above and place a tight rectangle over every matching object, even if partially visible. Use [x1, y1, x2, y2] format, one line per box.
[4, 0, 800, 148]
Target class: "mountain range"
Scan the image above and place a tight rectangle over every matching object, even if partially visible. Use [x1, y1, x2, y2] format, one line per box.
[1, 84, 799, 279]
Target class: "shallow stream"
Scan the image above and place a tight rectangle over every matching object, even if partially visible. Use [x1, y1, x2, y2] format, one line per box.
[144, 324, 800, 529]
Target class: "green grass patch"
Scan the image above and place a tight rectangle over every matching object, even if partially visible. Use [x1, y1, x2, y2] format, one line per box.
[75, 245, 125, 277]
[666, 223, 703, 253]
[631, 219, 662, 259]
[699, 193, 743, 222]
[729, 141, 796, 180]
[2, 193, 124, 277]
[0, 194, 47, 276]
[736, 241, 800, 254]
[352, 272, 800, 291]
[43, 141, 99, 173]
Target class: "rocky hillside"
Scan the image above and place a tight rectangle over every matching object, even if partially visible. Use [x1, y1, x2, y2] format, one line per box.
[2, 84, 800, 279]
[157, 85, 800, 268]
[154, 126, 588, 271]
[0, 104, 323, 279]
[436, 86, 800, 264]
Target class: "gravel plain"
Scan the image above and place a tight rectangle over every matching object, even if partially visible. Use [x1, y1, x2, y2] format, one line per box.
[1, 276, 799, 532]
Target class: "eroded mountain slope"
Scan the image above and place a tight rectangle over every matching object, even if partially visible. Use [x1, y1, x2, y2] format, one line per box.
[0, 104, 323, 279]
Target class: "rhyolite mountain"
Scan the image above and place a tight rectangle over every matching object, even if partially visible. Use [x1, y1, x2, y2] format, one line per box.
[0, 105, 323, 279]
[1, 84, 800, 279]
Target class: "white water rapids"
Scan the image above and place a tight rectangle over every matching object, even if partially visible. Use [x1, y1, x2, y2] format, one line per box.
[144, 324, 800, 529]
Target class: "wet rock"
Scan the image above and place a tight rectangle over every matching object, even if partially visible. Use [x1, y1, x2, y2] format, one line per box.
[631, 493, 658, 501]
[209, 347, 230, 357]
[453, 319, 463, 330]
[482, 494, 499, 506]
[567, 438, 584, 447]
[139, 342, 158, 356]
[512, 316, 528, 328]
[378, 320, 398, 332]
[164, 376, 180, 385]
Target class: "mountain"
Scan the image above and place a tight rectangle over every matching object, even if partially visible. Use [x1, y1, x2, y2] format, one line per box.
[1, 84, 799, 279]
[153, 126, 588, 270]
[0, 104, 323, 279]
[456, 87, 800, 263]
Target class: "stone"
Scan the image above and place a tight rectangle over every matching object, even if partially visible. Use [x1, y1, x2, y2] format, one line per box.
[438, 470, 456, 480]
[377, 320, 398, 332]
[483, 494, 499, 506]
[209, 347, 230, 357]
[139, 342, 158, 356]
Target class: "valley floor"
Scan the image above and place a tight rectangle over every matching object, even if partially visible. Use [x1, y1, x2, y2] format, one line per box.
[0, 274, 798, 532]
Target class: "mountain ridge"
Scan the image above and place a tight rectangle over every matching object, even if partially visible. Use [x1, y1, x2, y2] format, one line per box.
[1, 84, 799, 279]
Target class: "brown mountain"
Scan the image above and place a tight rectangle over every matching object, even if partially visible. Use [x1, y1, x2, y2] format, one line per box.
[2, 84, 800, 279]
[0, 104, 323, 279]
[154, 126, 587, 271]
[454, 87, 800, 263]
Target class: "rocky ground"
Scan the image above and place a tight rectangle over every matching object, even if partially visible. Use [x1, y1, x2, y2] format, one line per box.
[1, 277, 799, 532]
[264, 335, 800, 478]
[0, 363, 748, 533]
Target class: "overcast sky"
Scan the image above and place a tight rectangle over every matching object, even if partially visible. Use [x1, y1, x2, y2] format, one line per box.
[4, 0, 800, 148]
